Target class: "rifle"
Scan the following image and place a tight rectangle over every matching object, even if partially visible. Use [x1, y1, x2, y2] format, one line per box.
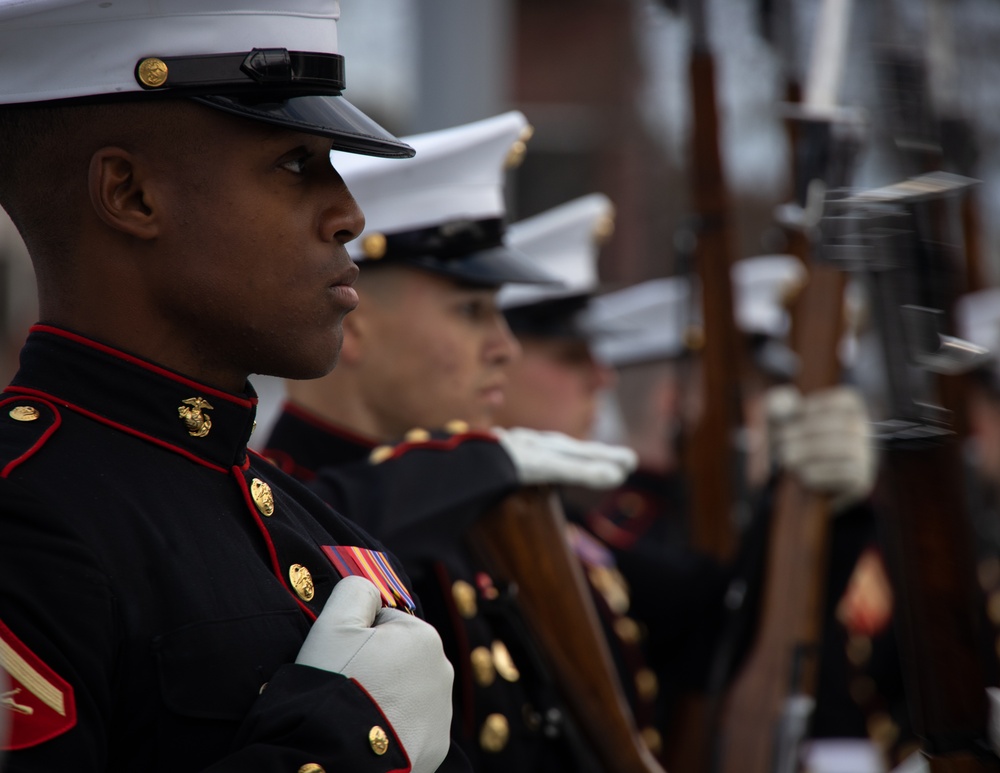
[715, 3, 864, 771]
[825, 173, 1000, 772]
[468, 487, 667, 773]
[679, 0, 745, 564]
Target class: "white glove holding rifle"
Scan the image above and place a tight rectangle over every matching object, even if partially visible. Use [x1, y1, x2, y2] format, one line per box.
[492, 426, 638, 489]
[296, 576, 453, 773]
[767, 384, 876, 512]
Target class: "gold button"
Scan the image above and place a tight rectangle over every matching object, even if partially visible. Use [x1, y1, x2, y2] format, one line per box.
[613, 616, 642, 644]
[298, 764, 325, 773]
[8, 405, 39, 422]
[491, 640, 520, 682]
[445, 419, 469, 434]
[479, 713, 510, 753]
[137, 57, 169, 88]
[471, 646, 495, 687]
[369, 445, 394, 464]
[452, 580, 477, 618]
[635, 667, 658, 702]
[251, 478, 275, 517]
[866, 711, 899, 747]
[404, 427, 431, 443]
[641, 727, 663, 755]
[362, 232, 387, 259]
[288, 564, 315, 602]
[369, 725, 389, 755]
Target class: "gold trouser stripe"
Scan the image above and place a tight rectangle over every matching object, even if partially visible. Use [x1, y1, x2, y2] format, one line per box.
[0, 636, 66, 715]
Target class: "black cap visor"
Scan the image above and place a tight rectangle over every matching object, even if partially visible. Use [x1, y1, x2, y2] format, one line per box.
[193, 93, 414, 158]
[394, 244, 563, 288]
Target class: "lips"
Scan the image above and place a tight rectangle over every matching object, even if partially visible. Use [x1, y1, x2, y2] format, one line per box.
[328, 260, 360, 310]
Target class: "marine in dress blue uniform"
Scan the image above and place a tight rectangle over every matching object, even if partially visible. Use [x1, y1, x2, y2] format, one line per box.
[0, 2, 465, 771]
[263, 115, 639, 773]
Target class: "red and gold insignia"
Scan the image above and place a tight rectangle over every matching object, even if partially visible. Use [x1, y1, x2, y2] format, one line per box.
[0, 618, 77, 750]
[837, 548, 894, 637]
[322, 546, 416, 614]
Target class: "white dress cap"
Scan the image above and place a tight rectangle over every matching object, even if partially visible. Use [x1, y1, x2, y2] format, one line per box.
[584, 277, 696, 367]
[731, 254, 807, 339]
[329, 112, 554, 286]
[0, 0, 411, 157]
[498, 193, 615, 310]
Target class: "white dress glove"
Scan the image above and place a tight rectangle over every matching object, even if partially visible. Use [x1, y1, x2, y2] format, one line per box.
[295, 576, 453, 773]
[767, 385, 876, 512]
[492, 426, 638, 489]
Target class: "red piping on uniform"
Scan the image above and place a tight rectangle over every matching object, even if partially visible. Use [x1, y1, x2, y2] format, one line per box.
[31, 325, 256, 408]
[4, 386, 230, 474]
[0, 396, 62, 479]
[233, 469, 317, 622]
[384, 431, 498, 461]
[349, 678, 413, 773]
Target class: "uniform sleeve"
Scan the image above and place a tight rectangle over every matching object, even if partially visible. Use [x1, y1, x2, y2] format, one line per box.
[308, 437, 520, 560]
[0, 478, 465, 772]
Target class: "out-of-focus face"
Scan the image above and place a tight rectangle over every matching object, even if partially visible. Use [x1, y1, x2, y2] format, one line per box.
[493, 336, 616, 439]
[354, 268, 521, 440]
[139, 103, 365, 386]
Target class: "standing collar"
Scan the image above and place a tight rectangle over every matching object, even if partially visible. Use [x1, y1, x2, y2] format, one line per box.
[264, 402, 375, 477]
[6, 325, 259, 471]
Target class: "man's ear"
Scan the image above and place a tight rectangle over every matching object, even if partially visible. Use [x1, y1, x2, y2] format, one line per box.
[88, 147, 160, 239]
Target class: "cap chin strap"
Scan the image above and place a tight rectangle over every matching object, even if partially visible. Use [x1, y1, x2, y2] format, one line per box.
[134, 49, 346, 94]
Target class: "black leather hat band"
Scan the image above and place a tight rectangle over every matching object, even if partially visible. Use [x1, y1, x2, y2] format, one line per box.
[134, 49, 346, 94]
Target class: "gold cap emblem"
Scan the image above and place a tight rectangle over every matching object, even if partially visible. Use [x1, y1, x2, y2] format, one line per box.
[250, 478, 275, 517]
[178, 397, 213, 438]
[298, 764, 325, 773]
[137, 57, 169, 88]
[368, 725, 390, 755]
[470, 646, 496, 687]
[480, 713, 510, 753]
[362, 232, 387, 260]
[592, 208, 616, 245]
[452, 579, 477, 619]
[503, 124, 534, 169]
[9, 405, 39, 422]
[288, 564, 315, 602]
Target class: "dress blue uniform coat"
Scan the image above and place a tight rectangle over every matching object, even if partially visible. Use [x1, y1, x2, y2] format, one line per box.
[0, 325, 470, 773]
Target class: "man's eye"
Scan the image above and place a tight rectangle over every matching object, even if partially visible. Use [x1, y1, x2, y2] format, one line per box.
[280, 154, 311, 174]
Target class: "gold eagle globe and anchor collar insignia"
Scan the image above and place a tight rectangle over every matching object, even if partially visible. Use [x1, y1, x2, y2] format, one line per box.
[178, 397, 214, 438]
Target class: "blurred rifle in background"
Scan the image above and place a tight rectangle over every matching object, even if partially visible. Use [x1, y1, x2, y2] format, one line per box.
[715, 2, 866, 772]
[823, 172, 999, 772]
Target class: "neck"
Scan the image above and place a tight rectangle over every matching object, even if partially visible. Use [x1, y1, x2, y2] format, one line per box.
[285, 370, 390, 443]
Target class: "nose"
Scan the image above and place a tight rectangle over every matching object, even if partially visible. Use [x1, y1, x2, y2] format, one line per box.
[589, 356, 617, 393]
[321, 176, 366, 244]
[488, 314, 522, 366]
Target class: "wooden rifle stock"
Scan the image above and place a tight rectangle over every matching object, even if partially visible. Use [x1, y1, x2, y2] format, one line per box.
[718, 262, 847, 773]
[468, 487, 667, 773]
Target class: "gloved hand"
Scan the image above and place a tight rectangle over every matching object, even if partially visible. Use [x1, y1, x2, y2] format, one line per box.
[296, 576, 453, 773]
[766, 385, 875, 512]
[492, 426, 638, 489]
